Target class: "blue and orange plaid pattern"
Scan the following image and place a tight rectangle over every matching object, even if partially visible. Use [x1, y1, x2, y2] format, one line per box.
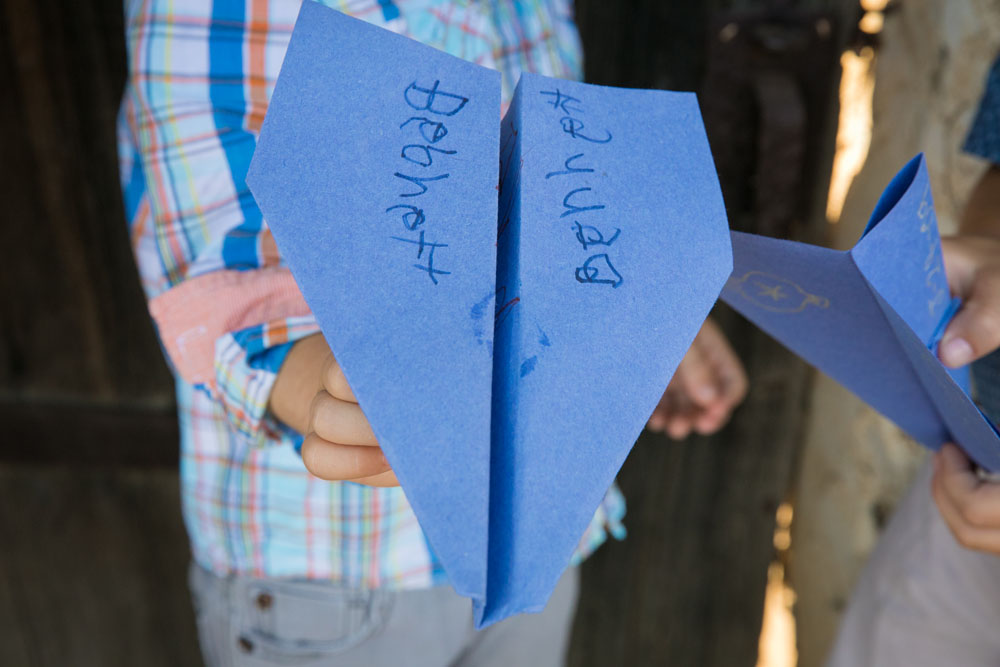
[120, 0, 625, 588]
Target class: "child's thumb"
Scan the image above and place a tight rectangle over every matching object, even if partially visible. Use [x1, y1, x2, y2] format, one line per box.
[939, 273, 1000, 367]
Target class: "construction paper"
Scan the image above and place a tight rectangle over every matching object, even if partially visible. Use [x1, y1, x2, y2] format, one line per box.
[248, 1, 731, 628]
[721, 154, 1000, 471]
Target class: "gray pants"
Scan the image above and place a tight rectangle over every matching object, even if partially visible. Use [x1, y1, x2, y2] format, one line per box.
[828, 461, 1000, 666]
[188, 564, 579, 667]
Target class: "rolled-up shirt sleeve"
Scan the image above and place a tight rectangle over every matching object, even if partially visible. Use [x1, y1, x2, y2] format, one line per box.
[120, 1, 319, 444]
[147, 267, 319, 442]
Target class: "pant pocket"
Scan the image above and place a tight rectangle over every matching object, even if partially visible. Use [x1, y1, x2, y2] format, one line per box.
[187, 563, 231, 667]
[234, 578, 394, 663]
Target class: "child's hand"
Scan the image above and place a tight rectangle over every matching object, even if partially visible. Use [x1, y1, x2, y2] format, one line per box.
[302, 354, 399, 486]
[938, 235, 1000, 367]
[646, 317, 747, 439]
[271, 335, 398, 487]
[281, 316, 748, 482]
[932, 443, 1000, 554]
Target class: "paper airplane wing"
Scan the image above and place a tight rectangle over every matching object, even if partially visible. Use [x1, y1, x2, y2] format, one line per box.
[246, 2, 499, 601]
[721, 232, 949, 447]
[478, 73, 733, 626]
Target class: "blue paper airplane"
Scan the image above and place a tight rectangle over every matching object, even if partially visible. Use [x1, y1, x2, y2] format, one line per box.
[247, 1, 732, 627]
[722, 154, 1000, 471]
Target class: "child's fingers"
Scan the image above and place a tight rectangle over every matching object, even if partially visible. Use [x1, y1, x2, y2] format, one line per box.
[939, 277, 1000, 367]
[701, 335, 747, 409]
[936, 443, 977, 492]
[310, 392, 378, 446]
[935, 444, 1000, 527]
[689, 318, 748, 414]
[931, 463, 1000, 553]
[647, 393, 673, 431]
[716, 357, 748, 408]
[647, 412, 666, 432]
[301, 434, 391, 481]
[350, 470, 401, 487]
[939, 237, 1000, 366]
[693, 405, 729, 435]
[675, 345, 719, 407]
[664, 390, 695, 439]
[940, 236, 977, 302]
[322, 354, 358, 402]
[665, 416, 693, 440]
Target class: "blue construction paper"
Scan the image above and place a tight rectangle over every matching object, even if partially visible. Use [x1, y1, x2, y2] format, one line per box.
[246, 2, 499, 604]
[248, 1, 731, 628]
[721, 154, 1000, 471]
[480, 73, 732, 626]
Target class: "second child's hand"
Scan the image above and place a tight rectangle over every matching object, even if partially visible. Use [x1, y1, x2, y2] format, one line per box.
[931, 233, 1000, 553]
[937, 235, 1000, 368]
[646, 317, 748, 440]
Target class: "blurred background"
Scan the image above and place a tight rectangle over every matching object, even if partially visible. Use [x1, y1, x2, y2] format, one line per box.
[1, 0, 998, 665]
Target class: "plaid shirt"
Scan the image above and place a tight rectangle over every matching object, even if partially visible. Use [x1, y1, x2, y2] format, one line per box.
[965, 54, 1000, 424]
[120, 0, 625, 588]
[965, 55, 1000, 165]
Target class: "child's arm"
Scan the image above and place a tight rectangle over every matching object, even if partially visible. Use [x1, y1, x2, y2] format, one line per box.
[121, 5, 325, 451]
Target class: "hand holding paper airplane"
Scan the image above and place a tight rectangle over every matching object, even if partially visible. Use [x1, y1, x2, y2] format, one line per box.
[647, 318, 749, 439]
[721, 154, 1000, 472]
[937, 234, 1000, 368]
[269, 334, 399, 486]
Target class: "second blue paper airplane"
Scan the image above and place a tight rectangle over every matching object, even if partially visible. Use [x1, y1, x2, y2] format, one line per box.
[720, 154, 1000, 472]
[247, 2, 731, 626]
